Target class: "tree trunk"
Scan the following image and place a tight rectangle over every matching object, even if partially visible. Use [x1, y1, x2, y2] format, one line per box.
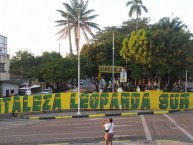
[136, 14, 139, 31]
[67, 13, 73, 59]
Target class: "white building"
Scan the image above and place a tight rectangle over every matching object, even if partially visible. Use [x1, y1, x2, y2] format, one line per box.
[0, 35, 9, 80]
[0, 34, 28, 97]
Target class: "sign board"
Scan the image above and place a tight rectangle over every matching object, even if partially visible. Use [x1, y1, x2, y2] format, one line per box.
[26, 90, 31, 95]
[120, 69, 127, 83]
[98, 65, 124, 73]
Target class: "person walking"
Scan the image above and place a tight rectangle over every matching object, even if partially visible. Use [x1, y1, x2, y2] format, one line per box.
[102, 118, 114, 145]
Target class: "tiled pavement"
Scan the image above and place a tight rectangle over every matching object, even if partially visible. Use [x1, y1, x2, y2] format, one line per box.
[1, 110, 193, 145]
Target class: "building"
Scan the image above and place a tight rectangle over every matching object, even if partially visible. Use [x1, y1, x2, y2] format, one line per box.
[0, 34, 28, 97]
[0, 34, 9, 80]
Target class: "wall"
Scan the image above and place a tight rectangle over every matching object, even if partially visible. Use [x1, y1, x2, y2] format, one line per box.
[0, 91, 192, 114]
[2, 82, 19, 97]
[0, 55, 10, 81]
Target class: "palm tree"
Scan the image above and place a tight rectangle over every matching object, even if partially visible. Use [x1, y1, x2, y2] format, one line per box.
[157, 17, 187, 32]
[55, 0, 100, 58]
[126, 0, 148, 30]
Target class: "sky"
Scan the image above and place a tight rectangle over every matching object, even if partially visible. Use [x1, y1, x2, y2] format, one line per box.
[0, 0, 193, 57]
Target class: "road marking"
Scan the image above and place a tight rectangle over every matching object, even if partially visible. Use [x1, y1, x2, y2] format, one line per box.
[74, 124, 134, 128]
[154, 111, 168, 114]
[114, 125, 134, 127]
[164, 114, 193, 142]
[38, 143, 69, 145]
[55, 116, 72, 119]
[89, 114, 105, 117]
[55, 134, 135, 140]
[0, 129, 139, 138]
[0, 120, 43, 130]
[141, 115, 153, 141]
[121, 112, 137, 116]
[88, 118, 103, 120]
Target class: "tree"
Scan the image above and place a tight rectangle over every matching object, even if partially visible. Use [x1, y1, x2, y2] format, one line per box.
[55, 0, 100, 57]
[120, 17, 193, 91]
[80, 26, 126, 91]
[38, 52, 77, 92]
[120, 29, 151, 85]
[9, 50, 38, 85]
[154, 17, 187, 32]
[126, 0, 148, 30]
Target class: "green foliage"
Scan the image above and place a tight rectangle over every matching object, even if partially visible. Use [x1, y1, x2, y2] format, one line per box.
[128, 29, 150, 64]
[10, 51, 78, 92]
[126, 0, 148, 30]
[55, 0, 100, 54]
[40, 52, 65, 83]
[120, 16, 193, 91]
[10, 14, 193, 93]
[9, 50, 38, 80]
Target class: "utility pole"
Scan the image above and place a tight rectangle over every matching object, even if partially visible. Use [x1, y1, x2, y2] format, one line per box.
[112, 33, 115, 92]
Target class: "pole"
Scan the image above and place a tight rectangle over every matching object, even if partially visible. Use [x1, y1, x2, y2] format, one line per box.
[112, 33, 115, 92]
[185, 69, 187, 92]
[59, 43, 60, 55]
[77, 8, 81, 115]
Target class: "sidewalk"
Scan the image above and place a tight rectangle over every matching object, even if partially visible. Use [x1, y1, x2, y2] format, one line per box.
[18, 109, 183, 120]
[21, 110, 192, 145]
[38, 140, 193, 145]
[1, 110, 192, 145]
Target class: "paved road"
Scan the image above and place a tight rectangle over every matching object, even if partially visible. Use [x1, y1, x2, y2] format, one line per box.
[1, 111, 193, 145]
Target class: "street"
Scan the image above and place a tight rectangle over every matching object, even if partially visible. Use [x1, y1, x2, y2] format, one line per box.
[0, 111, 193, 144]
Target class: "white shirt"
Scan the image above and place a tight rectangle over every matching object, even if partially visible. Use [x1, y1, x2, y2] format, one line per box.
[104, 123, 114, 133]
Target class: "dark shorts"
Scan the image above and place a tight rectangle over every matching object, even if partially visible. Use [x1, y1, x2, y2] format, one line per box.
[104, 132, 114, 141]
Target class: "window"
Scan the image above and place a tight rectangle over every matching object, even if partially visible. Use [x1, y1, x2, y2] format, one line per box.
[0, 63, 5, 72]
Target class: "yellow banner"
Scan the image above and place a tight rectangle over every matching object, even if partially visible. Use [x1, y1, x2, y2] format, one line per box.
[0, 92, 192, 114]
[98, 65, 124, 73]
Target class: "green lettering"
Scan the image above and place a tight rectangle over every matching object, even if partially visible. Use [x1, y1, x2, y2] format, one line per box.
[90, 93, 99, 109]
[100, 93, 109, 109]
[121, 93, 130, 109]
[180, 93, 189, 109]
[33, 95, 42, 111]
[110, 93, 119, 109]
[70, 93, 78, 109]
[0, 98, 2, 113]
[141, 93, 150, 109]
[170, 94, 179, 109]
[80, 94, 89, 109]
[52, 93, 62, 110]
[159, 94, 169, 109]
[3, 97, 11, 113]
[131, 93, 140, 109]
[12, 96, 21, 112]
[23, 96, 31, 112]
[42, 94, 52, 110]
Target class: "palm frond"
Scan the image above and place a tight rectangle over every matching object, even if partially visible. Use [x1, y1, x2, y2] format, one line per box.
[83, 9, 95, 16]
[82, 28, 90, 43]
[141, 5, 148, 13]
[56, 27, 68, 35]
[84, 14, 99, 21]
[56, 0, 100, 52]
[84, 22, 100, 30]
[126, 1, 134, 6]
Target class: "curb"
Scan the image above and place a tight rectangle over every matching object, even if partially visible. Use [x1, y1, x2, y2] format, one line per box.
[20, 109, 187, 120]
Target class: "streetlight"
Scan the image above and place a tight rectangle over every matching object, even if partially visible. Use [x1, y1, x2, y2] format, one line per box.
[185, 69, 187, 92]
[112, 33, 115, 92]
[77, 7, 81, 115]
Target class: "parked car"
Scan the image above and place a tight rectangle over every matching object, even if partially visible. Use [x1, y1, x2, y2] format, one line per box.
[42, 88, 52, 94]
[80, 79, 85, 85]
[18, 85, 41, 96]
[187, 88, 193, 92]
